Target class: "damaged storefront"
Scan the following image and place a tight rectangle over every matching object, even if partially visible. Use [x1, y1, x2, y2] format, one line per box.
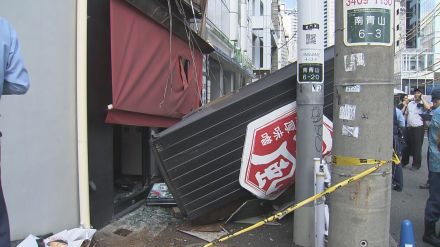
[87, 0, 212, 228]
[87, 0, 335, 243]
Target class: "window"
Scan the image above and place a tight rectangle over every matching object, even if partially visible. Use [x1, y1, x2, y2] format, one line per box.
[260, 1, 264, 16]
[397, 24, 399, 31]
[397, 9, 399, 15]
[396, 40, 400, 47]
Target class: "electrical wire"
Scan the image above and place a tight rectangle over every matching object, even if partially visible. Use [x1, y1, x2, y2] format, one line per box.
[176, 0, 207, 103]
[160, 0, 174, 109]
[404, 1, 440, 42]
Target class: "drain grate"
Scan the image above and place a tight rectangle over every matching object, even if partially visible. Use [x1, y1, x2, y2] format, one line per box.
[113, 228, 132, 237]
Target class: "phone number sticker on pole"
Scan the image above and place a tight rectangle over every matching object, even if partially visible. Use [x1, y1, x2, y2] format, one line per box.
[343, 0, 394, 46]
[297, 0, 324, 84]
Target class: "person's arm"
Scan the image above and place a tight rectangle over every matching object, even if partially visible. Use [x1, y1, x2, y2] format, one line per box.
[421, 96, 431, 111]
[404, 102, 410, 117]
[401, 102, 408, 115]
[397, 108, 406, 127]
[437, 128, 440, 150]
[3, 21, 29, 95]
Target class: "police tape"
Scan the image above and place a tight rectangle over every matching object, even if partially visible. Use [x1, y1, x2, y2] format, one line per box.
[333, 152, 400, 166]
[203, 153, 399, 247]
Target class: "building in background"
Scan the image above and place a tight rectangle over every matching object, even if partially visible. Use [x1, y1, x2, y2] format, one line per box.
[395, 0, 407, 54]
[324, 0, 335, 48]
[250, 0, 289, 81]
[272, 0, 290, 71]
[394, 0, 440, 94]
[204, 0, 253, 103]
[282, 7, 298, 63]
[280, 0, 332, 63]
[406, 0, 419, 48]
[418, 0, 440, 92]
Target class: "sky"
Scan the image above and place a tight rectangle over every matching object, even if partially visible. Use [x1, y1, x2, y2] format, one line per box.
[285, 0, 297, 9]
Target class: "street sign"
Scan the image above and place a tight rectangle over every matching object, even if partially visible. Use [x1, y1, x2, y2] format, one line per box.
[239, 102, 333, 200]
[343, 0, 394, 46]
[297, 1, 324, 84]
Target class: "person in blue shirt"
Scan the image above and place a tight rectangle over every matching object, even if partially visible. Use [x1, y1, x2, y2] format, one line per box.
[392, 96, 406, 191]
[423, 89, 440, 246]
[0, 18, 30, 247]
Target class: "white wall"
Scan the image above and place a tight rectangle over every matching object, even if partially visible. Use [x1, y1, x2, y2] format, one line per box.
[0, 0, 79, 240]
[251, 0, 273, 70]
[324, 0, 335, 48]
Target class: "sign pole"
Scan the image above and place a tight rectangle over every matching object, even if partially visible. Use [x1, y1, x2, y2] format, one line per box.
[329, 0, 394, 246]
[294, 0, 324, 246]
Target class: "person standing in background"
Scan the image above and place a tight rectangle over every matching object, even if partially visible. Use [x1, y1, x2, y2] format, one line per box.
[393, 96, 405, 191]
[402, 88, 430, 170]
[0, 17, 30, 247]
[398, 94, 409, 115]
[423, 89, 440, 246]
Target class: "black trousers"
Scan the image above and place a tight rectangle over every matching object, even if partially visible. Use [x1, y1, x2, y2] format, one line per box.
[392, 134, 403, 190]
[402, 126, 425, 169]
[0, 135, 10, 247]
[425, 172, 440, 223]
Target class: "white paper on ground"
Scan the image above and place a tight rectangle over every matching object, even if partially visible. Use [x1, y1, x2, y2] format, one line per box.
[44, 228, 96, 247]
[17, 235, 39, 247]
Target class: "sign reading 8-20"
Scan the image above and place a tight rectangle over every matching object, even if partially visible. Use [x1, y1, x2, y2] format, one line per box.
[344, 0, 394, 46]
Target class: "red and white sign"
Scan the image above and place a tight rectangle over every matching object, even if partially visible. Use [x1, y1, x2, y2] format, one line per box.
[239, 102, 333, 200]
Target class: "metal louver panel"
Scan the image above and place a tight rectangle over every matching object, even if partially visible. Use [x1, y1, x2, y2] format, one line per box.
[153, 47, 335, 219]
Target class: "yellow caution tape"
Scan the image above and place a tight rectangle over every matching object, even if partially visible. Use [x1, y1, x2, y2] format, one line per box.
[393, 152, 401, 165]
[203, 152, 398, 247]
[333, 152, 400, 166]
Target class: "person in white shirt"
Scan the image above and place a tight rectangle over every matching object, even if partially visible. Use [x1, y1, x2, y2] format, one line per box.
[402, 88, 431, 170]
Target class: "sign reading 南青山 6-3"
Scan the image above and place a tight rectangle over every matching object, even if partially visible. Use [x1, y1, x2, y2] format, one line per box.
[239, 102, 333, 200]
[344, 0, 394, 46]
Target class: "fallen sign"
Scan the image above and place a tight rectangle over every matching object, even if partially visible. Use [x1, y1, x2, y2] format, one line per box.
[152, 47, 335, 219]
[240, 101, 333, 200]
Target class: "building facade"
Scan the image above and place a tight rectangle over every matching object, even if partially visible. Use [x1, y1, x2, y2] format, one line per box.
[272, 0, 290, 71]
[406, 0, 419, 48]
[249, 0, 290, 80]
[394, 0, 440, 94]
[204, 0, 253, 103]
[324, 0, 335, 48]
[280, 0, 333, 64]
[280, 6, 297, 63]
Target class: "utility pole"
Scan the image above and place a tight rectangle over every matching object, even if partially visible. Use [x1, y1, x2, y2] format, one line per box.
[294, 0, 324, 246]
[329, 1, 394, 247]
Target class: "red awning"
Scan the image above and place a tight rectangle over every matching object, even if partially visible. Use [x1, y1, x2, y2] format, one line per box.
[106, 0, 203, 128]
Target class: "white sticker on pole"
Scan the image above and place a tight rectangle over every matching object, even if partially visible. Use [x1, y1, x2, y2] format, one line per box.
[297, 0, 324, 84]
[345, 85, 361, 93]
[342, 125, 359, 138]
[339, 104, 356, 120]
[343, 0, 394, 46]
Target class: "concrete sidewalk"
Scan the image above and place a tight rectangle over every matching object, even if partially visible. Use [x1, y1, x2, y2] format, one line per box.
[11, 140, 433, 247]
[390, 138, 431, 247]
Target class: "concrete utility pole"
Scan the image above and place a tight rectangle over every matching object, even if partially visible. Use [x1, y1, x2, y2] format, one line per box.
[294, 0, 324, 246]
[329, 1, 394, 246]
